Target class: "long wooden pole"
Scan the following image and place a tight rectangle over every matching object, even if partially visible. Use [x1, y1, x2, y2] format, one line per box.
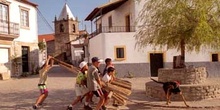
[50, 57, 80, 74]
[111, 80, 131, 89]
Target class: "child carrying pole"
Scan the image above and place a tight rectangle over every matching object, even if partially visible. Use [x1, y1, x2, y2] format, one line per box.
[33, 56, 53, 109]
[67, 61, 92, 110]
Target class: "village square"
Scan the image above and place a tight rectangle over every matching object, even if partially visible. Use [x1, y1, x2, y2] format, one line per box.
[0, 66, 220, 110]
[1, 0, 220, 110]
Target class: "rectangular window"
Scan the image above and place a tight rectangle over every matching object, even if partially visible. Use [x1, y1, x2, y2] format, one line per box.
[20, 9, 29, 27]
[212, 54, 218, 62]
[0, 3, 8, 21]
[115, 46, 126, 60]
[0, 3, 8, 33]
[108, 16, 112, 28]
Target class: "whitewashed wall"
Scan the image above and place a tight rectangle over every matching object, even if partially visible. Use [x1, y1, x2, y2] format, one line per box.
[104, 32, 147, 63]
[96, 0, 135, 27]
[98, 0, 144, 27]
[89, 33, 105, 60]
[8, 0, 38, 43]
[90, 32, 148, 64]
[90, 32, 216, 64]
[166, 48, 214, 62]
[70, 39, 87, 64]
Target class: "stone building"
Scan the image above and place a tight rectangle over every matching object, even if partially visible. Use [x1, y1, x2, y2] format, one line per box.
[39, 3, 89, 66]
[0, 0, 39, 79]
[54, 3, 79, 62]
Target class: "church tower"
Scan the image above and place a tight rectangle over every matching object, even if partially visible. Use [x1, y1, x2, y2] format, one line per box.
[54, 3, 79, 60]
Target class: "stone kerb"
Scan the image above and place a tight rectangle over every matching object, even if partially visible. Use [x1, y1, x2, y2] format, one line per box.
[158, 67, 207, 84]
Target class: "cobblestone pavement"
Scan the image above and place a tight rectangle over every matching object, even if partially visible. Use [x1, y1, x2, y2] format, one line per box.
[1, 65, 220, 110]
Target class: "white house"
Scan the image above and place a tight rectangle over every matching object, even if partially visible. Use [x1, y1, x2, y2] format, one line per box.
[0, 0, 39, 79]
[85, 0, 220, 77]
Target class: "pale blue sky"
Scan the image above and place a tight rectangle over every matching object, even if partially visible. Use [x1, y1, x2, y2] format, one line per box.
[30, 0, 108, 35]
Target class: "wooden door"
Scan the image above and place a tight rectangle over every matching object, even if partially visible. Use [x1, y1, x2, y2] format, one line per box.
[22, 46, 29, 72]
[125, 15, 130, 32]
[150, 53, 164, 77]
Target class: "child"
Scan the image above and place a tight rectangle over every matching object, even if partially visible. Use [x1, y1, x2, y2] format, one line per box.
[33, 56, 53, 109]
[102, 66, 115, 83]
[86, 57, 105, 110]
[67, 61, 92, 110]
[102, 58, 113, 77]
[101, 67, 115, 110]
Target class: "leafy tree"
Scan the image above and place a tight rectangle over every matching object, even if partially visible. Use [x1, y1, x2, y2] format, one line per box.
[38, 41, 46, 52]
[135, 0, 220, 65]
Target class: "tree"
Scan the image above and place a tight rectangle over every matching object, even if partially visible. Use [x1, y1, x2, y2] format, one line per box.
[135, 0, 220, 65]
[38, 41, 46, 52]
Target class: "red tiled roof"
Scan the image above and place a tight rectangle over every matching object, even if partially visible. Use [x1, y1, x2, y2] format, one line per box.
[38, 30, 87, 42]
[38, 34, 55, 42]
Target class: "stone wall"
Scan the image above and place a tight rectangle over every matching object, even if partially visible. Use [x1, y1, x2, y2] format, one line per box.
[146, 66, 220, 101]
[146, 81, 220, 101]
[164, 62, 220, 78]
[46, 40, 55, 56]
[11, 41, 39, 76]
[158, 67, 207, 84]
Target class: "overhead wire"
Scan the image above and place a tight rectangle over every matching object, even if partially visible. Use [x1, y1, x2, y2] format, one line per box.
[37, 8, 54, 32]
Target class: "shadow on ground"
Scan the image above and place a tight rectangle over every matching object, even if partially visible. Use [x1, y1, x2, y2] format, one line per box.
[11, 65, 77, 80]
[0, 89, 76, 110]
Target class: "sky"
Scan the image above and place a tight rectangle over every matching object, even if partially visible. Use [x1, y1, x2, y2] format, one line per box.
[29, 0, 108, 35]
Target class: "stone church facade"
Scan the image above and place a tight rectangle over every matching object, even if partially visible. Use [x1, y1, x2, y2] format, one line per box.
[39, 3, 88, 66]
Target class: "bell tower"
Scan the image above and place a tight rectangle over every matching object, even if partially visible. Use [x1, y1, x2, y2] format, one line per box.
[54, 3, 79, 59]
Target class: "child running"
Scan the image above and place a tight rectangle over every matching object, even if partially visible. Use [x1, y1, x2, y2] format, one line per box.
[67, 61, 92, 110]
[87, 57, 105, 110]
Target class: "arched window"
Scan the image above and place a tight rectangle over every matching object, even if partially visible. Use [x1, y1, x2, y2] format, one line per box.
[60, 24, 64, 32]
[72, 24, 75, 32]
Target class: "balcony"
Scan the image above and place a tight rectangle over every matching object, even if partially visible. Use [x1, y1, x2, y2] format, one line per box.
[0, 19, 19, 39]
[91, 26, 135, 37]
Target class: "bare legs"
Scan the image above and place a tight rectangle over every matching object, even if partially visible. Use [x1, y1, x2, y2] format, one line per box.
[34, 92, 48, 106]
[95, 95, 105, 110]
[71, 96, 82, 106]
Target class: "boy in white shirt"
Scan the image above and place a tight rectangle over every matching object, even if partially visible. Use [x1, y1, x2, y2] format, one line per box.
[101, 67, 115, 109]
[102, 67, 115, 83]
[102, 58, 113, 77]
